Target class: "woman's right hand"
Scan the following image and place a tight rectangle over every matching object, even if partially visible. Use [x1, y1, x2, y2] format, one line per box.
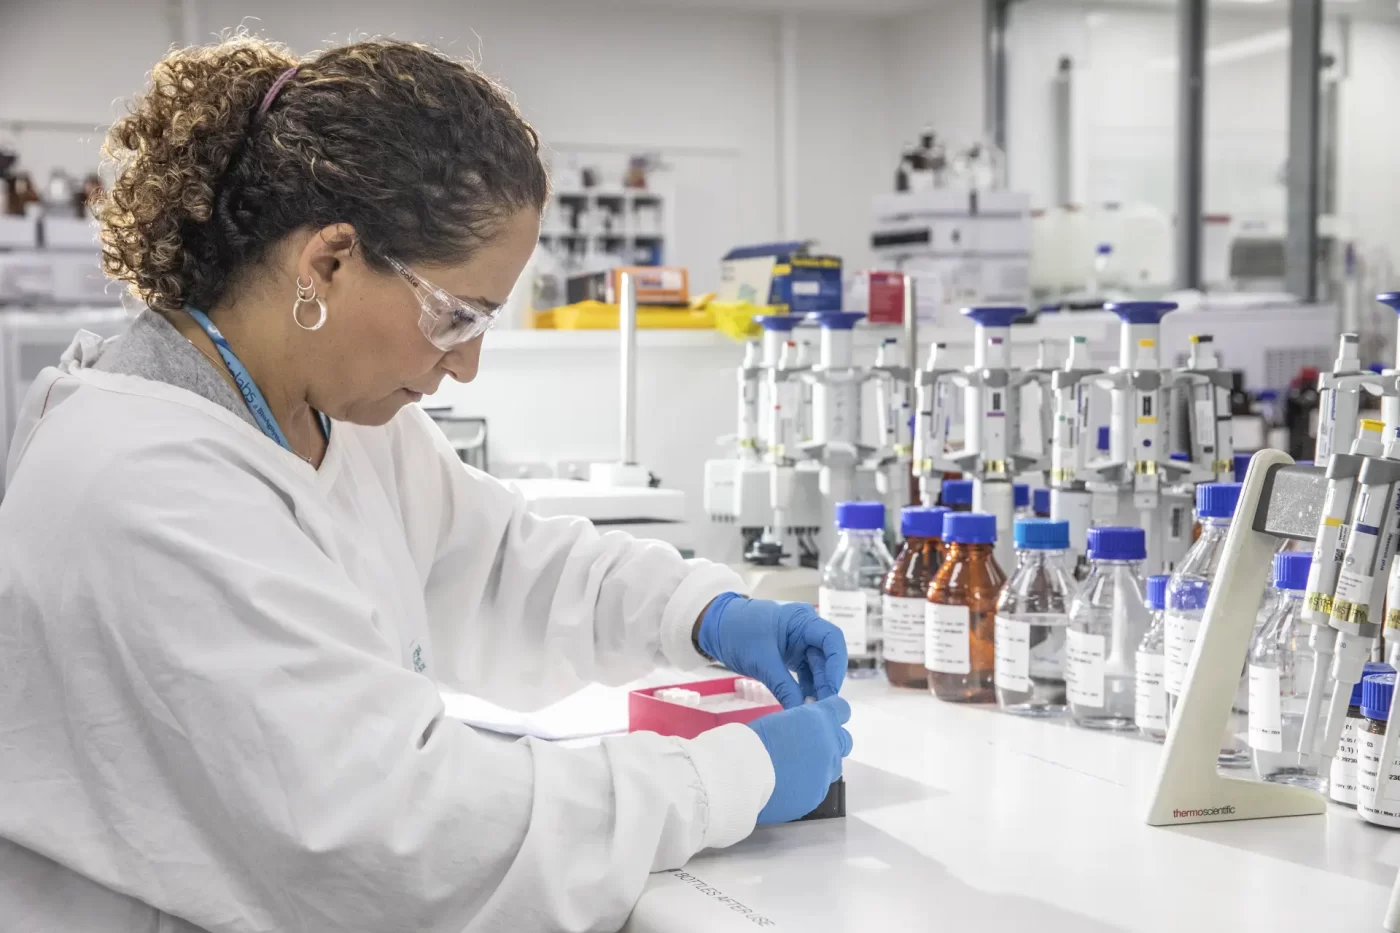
[744, 695, 852, 824]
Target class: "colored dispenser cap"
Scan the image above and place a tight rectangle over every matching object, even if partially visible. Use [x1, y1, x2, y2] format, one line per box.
[1361, 672, 1397, 721]
[1371, 363, 1387, 375]
[1233, 452, 1252, 482]
[1014, 484, 1029, 509]
[754, 314, 802, 332]
[1106, 300, 1177, 325]
[961, 306, 1025, 328]
[1032, 487, 1051, 515]
[1097, 426, 1111, 451]
[1362, 418, 1386, 436]
[943, 512, 997, 544]
[807, 311, 865, 330]
[1014, 518, 1069, 550]
[1196, 482, 1242, 519]
[901, 505, 948, 539]
[1096, 243, 1113, 255]
[1087, 526, 1146, 561]
[1352, 662, 1396, 707]
[835, 501, 884, 530]
[1170, 451, 1191, 462]
[1377, 293, 1400, 313]
[941, 479, 974, 506]
[1145, 574, 1170, 611]
[1273, 551, 1312, 591]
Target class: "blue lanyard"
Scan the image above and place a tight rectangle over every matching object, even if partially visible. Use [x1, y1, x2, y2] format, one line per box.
[185, 308, 329, 455]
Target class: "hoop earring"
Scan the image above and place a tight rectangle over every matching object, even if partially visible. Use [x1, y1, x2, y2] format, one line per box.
[292, 278, 327, 332]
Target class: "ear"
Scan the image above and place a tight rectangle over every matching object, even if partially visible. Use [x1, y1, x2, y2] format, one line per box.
[297, 223, 359, 293]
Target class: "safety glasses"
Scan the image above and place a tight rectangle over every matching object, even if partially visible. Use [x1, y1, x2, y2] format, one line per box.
[386, 257, 500, 352]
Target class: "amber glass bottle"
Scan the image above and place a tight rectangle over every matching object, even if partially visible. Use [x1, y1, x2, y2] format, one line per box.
[882, 506, 948, 689]
[926, 512, 1006, 702]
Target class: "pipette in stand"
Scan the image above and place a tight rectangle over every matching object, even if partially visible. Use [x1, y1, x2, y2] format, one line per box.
[912, 341, 958, 507]
[1314, 422, 1400, 768]
[1050, 335, 1100, 571]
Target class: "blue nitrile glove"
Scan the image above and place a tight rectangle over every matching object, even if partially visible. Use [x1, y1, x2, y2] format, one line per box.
[746, 695, 852, 824]
[697, 593, 848, 709]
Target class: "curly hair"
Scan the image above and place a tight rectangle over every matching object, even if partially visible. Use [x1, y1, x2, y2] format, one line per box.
[97, 35, 550, 314]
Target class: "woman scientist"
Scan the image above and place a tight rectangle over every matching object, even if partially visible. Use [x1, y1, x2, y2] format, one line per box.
[0, 36, 851, 933]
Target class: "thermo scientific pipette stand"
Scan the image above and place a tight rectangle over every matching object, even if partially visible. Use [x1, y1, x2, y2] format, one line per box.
[1144, 449, 1329, 826]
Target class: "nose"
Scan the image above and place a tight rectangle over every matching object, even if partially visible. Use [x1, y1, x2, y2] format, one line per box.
[440, 336, 484, 383]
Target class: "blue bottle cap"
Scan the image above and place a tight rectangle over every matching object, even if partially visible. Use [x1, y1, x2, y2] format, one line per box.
[901, 505, 948, 539]
[943, 512, 997, 545]
[961, 306, 1024, 329]
[1014, 484, 1029, 509]
[1032, 487, 1051, 516]
[1145, 574, 1170, 611]
[941, 479, 974, 507]
[1097, 425, 1111, 451]
[1273, 552, 1312, 591]
[1196, 482, 1242, 520]
[807, 311, 865, 330]
[1371, 362, 1387, 375]
[754, 314, 801, 332]
[1352, 662, 1396, 707]
[835, 501, 884, 531]
[1087, 526, 1146, 561]
[1106, 300, 1177, 326]
[1233, 452, 1252, 482]
[1014, 518, 1069, 550]
[1361, 672, 1397, 721]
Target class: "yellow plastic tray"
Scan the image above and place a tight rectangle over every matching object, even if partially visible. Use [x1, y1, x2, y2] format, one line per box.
[709, 302, 785, 341]
[534, 300, 715, 330]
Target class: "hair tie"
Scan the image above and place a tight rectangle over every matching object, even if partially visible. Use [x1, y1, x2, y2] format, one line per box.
[256, 66, 300, 120]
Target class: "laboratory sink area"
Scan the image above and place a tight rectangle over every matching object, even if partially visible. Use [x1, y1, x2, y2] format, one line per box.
[628, 678, 1395, 933]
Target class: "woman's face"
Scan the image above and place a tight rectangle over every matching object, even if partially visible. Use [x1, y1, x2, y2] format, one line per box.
[312, 207, 540, 426]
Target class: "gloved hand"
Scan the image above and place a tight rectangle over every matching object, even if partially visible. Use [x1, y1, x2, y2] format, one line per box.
[746, 695, 852, 824]
[697, 593, 847, 709]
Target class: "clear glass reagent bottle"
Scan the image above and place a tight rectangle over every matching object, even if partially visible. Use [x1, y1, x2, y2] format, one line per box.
[995, 518, 1074, 717]
[1248, 551, 1327, 791]
[1067, 526, 1150, 730]
[1164, 481, 1251, 767]
[927, 511, 1005, 703]
[819, 501, 894, 678]
[883, 506, 948, 690]
[1135, 573, 1172, 742]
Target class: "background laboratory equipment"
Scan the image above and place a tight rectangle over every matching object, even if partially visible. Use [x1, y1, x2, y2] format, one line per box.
[1247, 552, 1323, 791]
[819, 501, 894, 678]
[1066, 526, 1149, 730]
[1164, 481, 1250, 768]
[1136, 573, 1171, 742]
[882, 505, 947, 690]
[994, 518, 1074, 717]
[926, 512, 1004, 703]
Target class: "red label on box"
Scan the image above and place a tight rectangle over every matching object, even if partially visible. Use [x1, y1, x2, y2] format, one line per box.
[867, 271, 905, 325]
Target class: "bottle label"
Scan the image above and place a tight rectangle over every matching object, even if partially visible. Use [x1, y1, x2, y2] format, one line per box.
[1134, 651, 1167, 731]
[1330, 718, 1360, 805]
[1065, 629, 1106, 707]
[882, 596, 926, 664]
[1246, 664, 1283, 753]
[1163, 613, 1201, 696]
[925, 603, 971, 674]
[994, 616, 1030, 692]
[1358, 731, 1400, 820]
[819, 588, 868, 657]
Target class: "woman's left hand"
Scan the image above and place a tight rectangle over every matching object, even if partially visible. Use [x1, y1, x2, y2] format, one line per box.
[694, 593, 847, 709]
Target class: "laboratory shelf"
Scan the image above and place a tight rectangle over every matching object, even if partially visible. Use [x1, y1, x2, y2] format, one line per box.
[625, 677, 1394, 932]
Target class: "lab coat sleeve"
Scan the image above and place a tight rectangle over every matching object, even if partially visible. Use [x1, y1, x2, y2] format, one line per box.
[60, 448, 772, 933]
[395, 407, 747, 710]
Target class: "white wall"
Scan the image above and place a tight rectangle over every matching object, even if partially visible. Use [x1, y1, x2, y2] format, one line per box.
[1336, 20, 1400, 286]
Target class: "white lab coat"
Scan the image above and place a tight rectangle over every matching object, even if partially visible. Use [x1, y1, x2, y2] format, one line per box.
[0, 334, 774, 933]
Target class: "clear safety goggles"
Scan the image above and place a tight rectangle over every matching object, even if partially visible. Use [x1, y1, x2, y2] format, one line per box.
[386, 257, 499, 352]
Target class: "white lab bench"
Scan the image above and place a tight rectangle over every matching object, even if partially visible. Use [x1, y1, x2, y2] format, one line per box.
[625, 677, 1398, 932]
